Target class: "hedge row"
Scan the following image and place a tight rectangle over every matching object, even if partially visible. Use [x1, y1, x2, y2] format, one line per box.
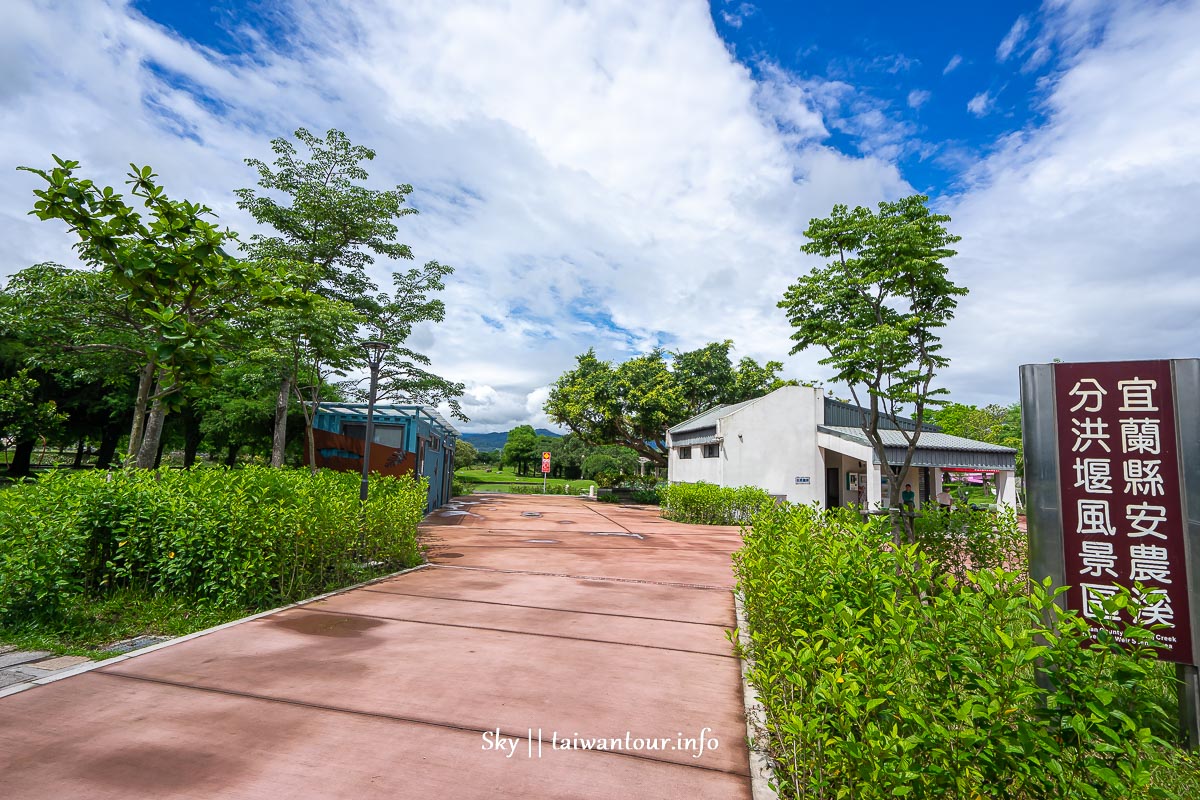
[735, 503, 1187, 799]
[659, 481, 774, 524]
[0, 466, 427, 620]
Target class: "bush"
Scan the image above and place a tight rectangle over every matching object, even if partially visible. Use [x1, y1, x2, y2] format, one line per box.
[659, 481, 774, 525]
[0, 466, 427, 621]
[735, 503, 1182, 799]
[912, 505, 1028, 582]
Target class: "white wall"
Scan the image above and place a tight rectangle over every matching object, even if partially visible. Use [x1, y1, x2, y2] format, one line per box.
[717, 386, 826, 504]
[667, 440, 721, 485]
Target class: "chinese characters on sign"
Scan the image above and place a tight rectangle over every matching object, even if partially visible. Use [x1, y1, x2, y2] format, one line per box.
[1055, 361, 1193, 662]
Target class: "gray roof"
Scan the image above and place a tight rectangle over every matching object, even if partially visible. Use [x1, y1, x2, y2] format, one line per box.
[310, 402, 459, 438]
[669, 397, 762, 434]
[819, 426, 1015, 453]
[822, 397, 941, 432]
[818, 425, 1017, 471]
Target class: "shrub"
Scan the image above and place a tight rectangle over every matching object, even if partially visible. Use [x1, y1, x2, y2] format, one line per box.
[0, 466, 427, 621]
[735, 503, 1181, 799]
[912, 505, 1028, 582]
[659, 481, 774, 525]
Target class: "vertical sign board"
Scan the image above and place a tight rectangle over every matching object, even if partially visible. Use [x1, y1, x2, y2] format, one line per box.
[1053, 361, 1191, 661]
[1023, 359, 1200, 746]
[541, 452, 552, 474]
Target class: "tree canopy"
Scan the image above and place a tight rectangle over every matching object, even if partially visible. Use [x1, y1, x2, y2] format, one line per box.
[779, 194, 966, 540]
[544, 341, 792, 466]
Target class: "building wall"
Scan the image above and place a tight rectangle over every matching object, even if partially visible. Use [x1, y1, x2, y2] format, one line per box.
[709, 386, 826, 504]
[667, 440, 722, 485]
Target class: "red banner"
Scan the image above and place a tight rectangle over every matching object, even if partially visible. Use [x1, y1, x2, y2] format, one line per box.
[1054, 360, 1192, 662]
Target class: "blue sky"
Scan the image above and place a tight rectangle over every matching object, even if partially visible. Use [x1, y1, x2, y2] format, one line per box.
[716, 0, 1052, 193]
[3, 1, 1199, 431]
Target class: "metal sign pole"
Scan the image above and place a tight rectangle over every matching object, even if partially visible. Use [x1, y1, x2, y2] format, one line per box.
[1172, 359, 1200, 748]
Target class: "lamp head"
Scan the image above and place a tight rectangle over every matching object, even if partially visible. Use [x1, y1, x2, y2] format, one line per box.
[362, 339, 390, 368]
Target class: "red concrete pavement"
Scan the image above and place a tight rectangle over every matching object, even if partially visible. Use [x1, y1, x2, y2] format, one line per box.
[0, 494, 753, 799]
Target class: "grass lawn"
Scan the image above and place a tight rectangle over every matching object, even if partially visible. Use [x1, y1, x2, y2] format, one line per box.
[457, 466, 595, 492]
[0, 589, 251, 658]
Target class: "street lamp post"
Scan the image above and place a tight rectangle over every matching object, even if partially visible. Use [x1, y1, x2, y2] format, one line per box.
[360, 340, 389, 504]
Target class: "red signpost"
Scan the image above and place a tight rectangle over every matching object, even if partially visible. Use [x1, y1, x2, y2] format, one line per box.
[541, 451, 551, 493]
[1053, 361, 1192, 662]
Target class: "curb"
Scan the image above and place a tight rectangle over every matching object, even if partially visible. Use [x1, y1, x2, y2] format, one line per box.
[0, 563, 430, 701]
[733, 590, 780, 800]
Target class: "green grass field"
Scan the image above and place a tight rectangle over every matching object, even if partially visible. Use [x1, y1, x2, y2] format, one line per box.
[456, 466, 594, 493]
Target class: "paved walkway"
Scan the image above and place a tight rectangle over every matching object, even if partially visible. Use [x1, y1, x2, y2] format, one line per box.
[0, 495, 752, 799]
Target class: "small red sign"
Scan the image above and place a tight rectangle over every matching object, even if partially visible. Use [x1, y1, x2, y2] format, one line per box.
[541, 456, 551, 474]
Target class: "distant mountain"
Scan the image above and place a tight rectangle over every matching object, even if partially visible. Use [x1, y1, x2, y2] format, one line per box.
[461, 428, 561, 452]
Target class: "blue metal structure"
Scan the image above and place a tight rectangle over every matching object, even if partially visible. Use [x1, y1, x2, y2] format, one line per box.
[309, 403, 459, 512]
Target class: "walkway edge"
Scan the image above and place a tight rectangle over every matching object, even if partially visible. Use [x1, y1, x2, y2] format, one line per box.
[0, 563, 431, 700]
[733, 590, 780, 800]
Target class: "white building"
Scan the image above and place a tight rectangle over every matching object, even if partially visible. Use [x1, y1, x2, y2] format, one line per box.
[666, 385, 1018, 509]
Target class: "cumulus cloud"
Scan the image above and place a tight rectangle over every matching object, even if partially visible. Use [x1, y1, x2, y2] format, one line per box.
[942, 0, 1200, 403]
[907, 89, 931, 110]
[943, 54, 963, 74]
[3, 0, 1195, 427]
[0, 0, 910, 432]
[967, 90, 996, 117]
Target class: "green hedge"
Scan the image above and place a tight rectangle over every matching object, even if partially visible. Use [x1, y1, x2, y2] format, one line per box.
[0, 466, 427, 621]
[659, 481, 774, 525]
[912, 505, 1028, 582]
[735, 503, 1187, 799]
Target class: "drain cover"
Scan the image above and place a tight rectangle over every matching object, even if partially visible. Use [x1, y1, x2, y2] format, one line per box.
[524, 539, 559, 544]
[521, 512, 542, 518]
[557, 520, 575, 524]
[439, 552, 465, 558]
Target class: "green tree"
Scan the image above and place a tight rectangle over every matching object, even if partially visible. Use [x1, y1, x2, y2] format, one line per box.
[19, 157, 286, 468]
[779, 194, 966, 543]
[0, 370, 65, 475]
[236, 128, 463, 466]
[502, 425, 540, 475]
[454, 439, 478, 470]
[544, 342, 790, 466]
[0, 263, 139, 469]
[580, 445, 639, 486]
[930, 401, 1024, 490]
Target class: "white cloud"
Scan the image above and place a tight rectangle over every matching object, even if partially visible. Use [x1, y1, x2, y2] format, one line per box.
[941, 0, 1200, 403]
[966, 90, 995, 117]
[4, 0, 1195, 428]
[943, 54, 963, 74]
[997, 15, 1030, 62]
[907, 89, 931, 110]
[0, 0, 909, 433]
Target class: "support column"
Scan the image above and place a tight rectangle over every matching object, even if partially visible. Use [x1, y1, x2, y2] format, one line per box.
[866, 461, 882, 510]
[997, 469, 1017, 508]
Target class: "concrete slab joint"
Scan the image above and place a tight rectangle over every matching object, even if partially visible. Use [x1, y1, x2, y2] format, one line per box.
[734, 591, 781, 800]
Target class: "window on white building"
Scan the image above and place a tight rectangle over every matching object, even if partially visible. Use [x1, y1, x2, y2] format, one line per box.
[678, 446, 692, 459]
[702, 443, 720, 458]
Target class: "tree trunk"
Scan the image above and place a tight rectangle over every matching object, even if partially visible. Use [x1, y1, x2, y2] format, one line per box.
[136, 388, 169, 468]
[306, 420, 318, 475]
[271, 374, 291, 468]
[224, 444, 241, 467]
[182, 405, 203, 468]
[153, 433, 166, 469]
[95, 424, 120, 470]
[73, 436, 86, 469]
[127, 362, 155, 461]
[7, 440, 35, 478]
